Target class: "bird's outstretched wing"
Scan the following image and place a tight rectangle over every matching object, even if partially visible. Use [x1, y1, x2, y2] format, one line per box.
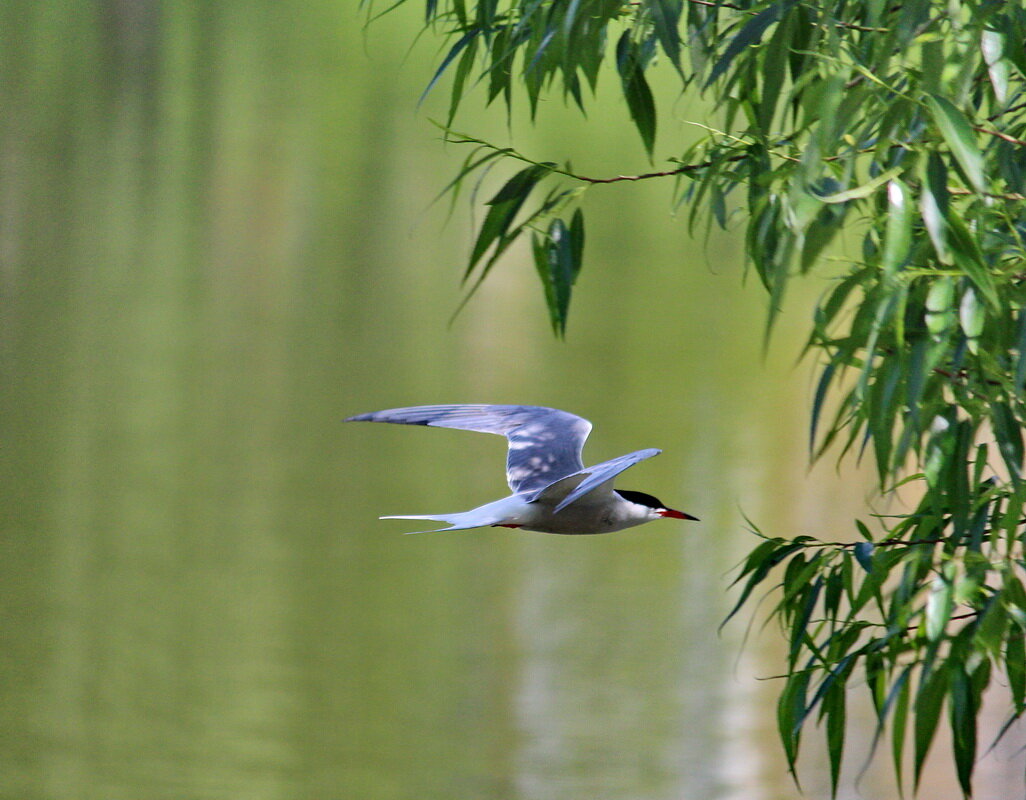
[345, 404, 593, 493]
[526, 449, 662, 512]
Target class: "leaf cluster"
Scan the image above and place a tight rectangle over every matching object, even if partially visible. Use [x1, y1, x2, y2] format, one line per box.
[379, 0, 1026, 793]
[731, 484, 1026, 796]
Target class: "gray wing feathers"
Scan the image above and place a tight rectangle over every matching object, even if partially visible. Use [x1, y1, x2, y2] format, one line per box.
[345, 404, 593, 493]
[530, 448, 661, 512]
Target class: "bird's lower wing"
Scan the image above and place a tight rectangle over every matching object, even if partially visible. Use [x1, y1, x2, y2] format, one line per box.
[526, 448, 662, 512]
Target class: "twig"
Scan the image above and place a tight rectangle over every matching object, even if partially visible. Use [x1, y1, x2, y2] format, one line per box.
[972, 125, 1026, 146]
[784, 536, 946, 549]
[569, 155, 748, 184]
[682, 0, 888, 32]
[949, 187, 1026, 201]
[443, 128, 750, 183]
[987, 101, 1026, 122]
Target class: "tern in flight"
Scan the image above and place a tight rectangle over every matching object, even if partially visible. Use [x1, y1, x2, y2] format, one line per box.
[345, 404, 698, 534]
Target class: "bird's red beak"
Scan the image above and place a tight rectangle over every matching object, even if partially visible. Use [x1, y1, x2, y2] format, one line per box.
[659, 508, 699, 521]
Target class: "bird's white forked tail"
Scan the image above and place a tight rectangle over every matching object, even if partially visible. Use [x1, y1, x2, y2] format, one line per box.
[380, 512, 485, 534]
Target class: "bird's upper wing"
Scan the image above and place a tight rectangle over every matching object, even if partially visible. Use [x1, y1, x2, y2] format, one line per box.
[344, 404, 593, 493]
[526, 448, 662, 512]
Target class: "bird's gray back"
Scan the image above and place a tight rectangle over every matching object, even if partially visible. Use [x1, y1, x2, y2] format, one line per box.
[344, 404, 592, 493]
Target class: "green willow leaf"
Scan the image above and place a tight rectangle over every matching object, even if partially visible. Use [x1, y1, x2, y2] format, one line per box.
[449, 38, 480, 125]
[649, 0, 684, 77]
[467, 166, 546, 274]
[616, 33, 657, 155]
[992, 403, 1024, 485]
[706, 0, 796, 87]
[1008, 632, 1025, 712]
[532, 214, 584, 336]
[825, 679, 847, 797]
[982, 30, 1009, 104]
[788, 576, 823, 666]
[947, 214, 999, 309]
[1006, 573, 1026, 628]
[914, 665, 948, 790]
[758, 8, 794, 134]
[882, 178, 912, 275]
[1014, 311, 1026, 390]
[420, 28, 481, 107]
[959, 286, 984, 354]
[949, 665, 978, 796]
[925, 568, 954, 641]
[818, 166, 903, 204]
[778, 668, 811, 777]
[891, 671, 911, 793]
[926, 94, 985, 193]
[569, 207, 584, 273]
[921, 153, 951, 264]
[809, 361, 836, 452]
[722, 540, 807, 628]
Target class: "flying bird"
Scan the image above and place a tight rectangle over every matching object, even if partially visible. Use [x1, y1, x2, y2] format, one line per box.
[345, 404, 698, 534]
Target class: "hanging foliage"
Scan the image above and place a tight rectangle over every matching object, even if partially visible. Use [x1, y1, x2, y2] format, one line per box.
[372, 0, 1026, 793]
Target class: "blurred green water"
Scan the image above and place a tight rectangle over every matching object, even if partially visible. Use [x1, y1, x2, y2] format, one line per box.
[3, 3, 1000, 799]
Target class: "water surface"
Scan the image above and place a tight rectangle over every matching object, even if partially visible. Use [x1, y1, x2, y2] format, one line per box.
[3, 3, 1021, 798]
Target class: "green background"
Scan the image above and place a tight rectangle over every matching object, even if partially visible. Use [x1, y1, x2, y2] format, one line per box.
[3, 2, 1013, 798]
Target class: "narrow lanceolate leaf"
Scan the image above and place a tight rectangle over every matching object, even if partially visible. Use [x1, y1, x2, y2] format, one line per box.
[914, 665, 948, 790]
[778, 669, 811, 778]
[982, 30, 1009, 104]
[1006, 574, 1026, 628]
[1014, 311, 1026, 390]
[1008, 632, 1025, 712]
[532, 214, 584, 336]
[921, 153, 951, 264]
[825, 680, 847, 797]
[892, 671, 912, 793]
[925, 276, 956, 338]
[649, 0, 684, 77]
[467, 166, 547, 274]
[959, 286, 984, 354]
[882, 179, 912, 276]
[616, 33, 657, 155]
[420, 29, 480, 107]
[706, 0, 796, 87]
[569, 207, 584, 277]
[926, 94, 985, 193]
[723, 540, 807, 629]
[533, 232, 559, 334]
[449, 38, 479, 125]
[947, 213, 999, 309]
[810, 361, 836, 452]
[949, 665, 978, 796]
[818, 166, 903, 204]
[925, 568, 954, 641]
[991, 403, 1024, 484]
[788, 576, 823, 667]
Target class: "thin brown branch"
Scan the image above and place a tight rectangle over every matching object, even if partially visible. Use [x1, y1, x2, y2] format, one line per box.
[568, 153, 747, 184]
[900, 609, 980, 634]
[987, 101, 1026, 122]
[972, 124, 1026, 146]
[788, 536, 946, 549]
[949, 187, 1026, 202]
[845, 536, 945, 548]
[682, 0, 887, 32]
